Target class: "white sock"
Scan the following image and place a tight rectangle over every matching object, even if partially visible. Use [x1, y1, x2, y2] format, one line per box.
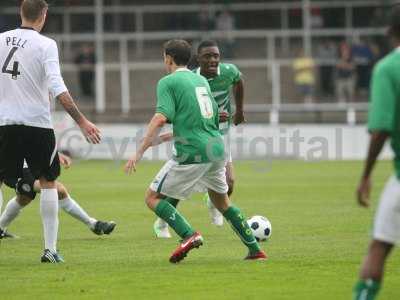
[0, 197, 22, 229]
[0, 189, 3, 214]
[156, 217, 168, 228]
[59, 196, 97, 229]
[40, 189, 59, 253]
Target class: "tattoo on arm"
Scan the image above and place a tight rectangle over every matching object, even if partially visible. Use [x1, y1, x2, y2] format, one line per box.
[57, 92, 85, 125]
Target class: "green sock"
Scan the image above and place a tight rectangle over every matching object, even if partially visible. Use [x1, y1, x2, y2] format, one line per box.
[155, 200, 195, 239]
[353, 279, 381, 300]
[165, 197, 179, 208]
[223, 206, 260, 254]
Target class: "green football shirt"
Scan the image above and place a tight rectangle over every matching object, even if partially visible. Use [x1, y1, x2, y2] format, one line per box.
[368, 48, 400, 178]
[156, 68, 224, 164]
[195, 63, 242, 135]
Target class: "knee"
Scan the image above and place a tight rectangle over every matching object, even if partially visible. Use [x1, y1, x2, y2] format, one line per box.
[227, 178, 235, 196]
[39, 178, 56, 189]
[145, 189, 159, 211]
[56, 183, 68, 200]
[16, 195, 33, 207]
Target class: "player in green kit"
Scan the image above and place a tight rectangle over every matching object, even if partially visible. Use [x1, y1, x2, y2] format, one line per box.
[152, 40, 245, 237]
[125, 39, 266, 263]
[353, 6, 400, 300]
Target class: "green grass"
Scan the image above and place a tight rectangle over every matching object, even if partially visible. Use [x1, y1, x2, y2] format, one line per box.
[0, 160, 399, 300]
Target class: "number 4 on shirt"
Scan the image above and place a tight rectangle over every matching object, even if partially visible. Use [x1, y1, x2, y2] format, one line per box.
[195, 87, 214, 119]
[2, 47, 21, 80]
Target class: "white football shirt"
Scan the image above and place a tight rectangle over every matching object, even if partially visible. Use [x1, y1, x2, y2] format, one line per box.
[0, 27, 68, 129]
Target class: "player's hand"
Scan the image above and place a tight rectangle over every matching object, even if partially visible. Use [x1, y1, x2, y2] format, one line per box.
[219, 112, 230, 123]
[357, 177, 371, 208]
[125, 153, 142, 175]
[59, 153, 72, 169]
[233, 111, 246, 125]
[80, 120, 101, 144]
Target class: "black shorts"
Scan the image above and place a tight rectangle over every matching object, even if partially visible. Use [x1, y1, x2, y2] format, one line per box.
[0, 125, 60, 185]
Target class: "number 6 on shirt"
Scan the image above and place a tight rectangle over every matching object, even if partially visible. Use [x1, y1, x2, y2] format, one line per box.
[195, 87, 214, 119]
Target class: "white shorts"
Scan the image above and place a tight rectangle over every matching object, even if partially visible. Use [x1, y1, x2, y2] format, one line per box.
[149, 160, 228, 201]
[373, 175, 400, 245]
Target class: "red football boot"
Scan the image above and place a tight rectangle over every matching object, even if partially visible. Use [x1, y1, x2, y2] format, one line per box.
[169, 232, 204, 263]
[244, 250, 268, 261]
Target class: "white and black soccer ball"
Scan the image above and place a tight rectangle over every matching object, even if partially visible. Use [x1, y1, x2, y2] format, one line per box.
[247, 215, 272, 242]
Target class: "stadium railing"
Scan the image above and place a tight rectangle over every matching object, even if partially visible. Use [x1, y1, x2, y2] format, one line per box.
[1, 0, 386, 124]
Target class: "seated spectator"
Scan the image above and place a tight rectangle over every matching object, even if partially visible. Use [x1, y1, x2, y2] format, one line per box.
[293, 48, 316, 104]
[336, 46, 355, 104]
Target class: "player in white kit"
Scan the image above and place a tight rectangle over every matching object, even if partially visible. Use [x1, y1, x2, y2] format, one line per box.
[0, 0, 101, 263]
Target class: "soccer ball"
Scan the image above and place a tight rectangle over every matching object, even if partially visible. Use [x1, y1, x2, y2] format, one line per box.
[247, 215, 272, 242]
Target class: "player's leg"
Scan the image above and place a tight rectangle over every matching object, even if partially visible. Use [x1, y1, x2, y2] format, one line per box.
[56, 182, 116, 235]
[0, 186, 3, 214]
[206, 161, 234, 226]
[152, 160, 179, 238]
[146, 188, 202, 263]
[203, 161, 266, 260]
[146, 189, 195, 240]
[205, 135, 234, 226]
[353, 240, 393, 300]
[0, 193, 33, 237]
[0, 126, 26, 239]
[353, 175, 400, 299]
[148, 163, 210, 263]
[38, 177, 61, 261]
[25, 127, 62, 262]
[208, 189, 265, 260]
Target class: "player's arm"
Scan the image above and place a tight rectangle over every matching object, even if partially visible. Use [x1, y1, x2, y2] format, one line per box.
[357, 131, 389, 207]
[125, 113, 167, 174]
[233, 78, 245, 125]
[357, 63, 394, 207]
[150, 132, 174, 147]
[57, 92, 100, 144]
[44, 40, 100, 144]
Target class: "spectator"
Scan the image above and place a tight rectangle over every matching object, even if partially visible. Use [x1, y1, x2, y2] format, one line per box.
[310, 7, 324, 28]
[370, 7, 386, 27]
[197, 7, 214, 31]
[351, 37, 374, 94]
[75, 44, 96, 98]
[336, 46, 355, 104]
[316, 39, 336, 97]
[215, 8, 235, 58]
[293, 48, 316, 104]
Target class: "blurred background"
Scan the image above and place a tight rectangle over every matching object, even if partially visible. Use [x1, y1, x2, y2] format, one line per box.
[0, 0, 396, 160]
[1, 0, 394, 124]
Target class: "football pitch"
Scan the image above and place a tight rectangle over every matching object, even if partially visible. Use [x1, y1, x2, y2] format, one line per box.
[0, 160, 399, 300]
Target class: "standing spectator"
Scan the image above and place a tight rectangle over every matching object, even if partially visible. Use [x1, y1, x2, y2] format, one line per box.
[352, 37, 374, 95]
[293, 48, 316, 104]
[336, 46, 355, 104]
[215, 8, 235, 58]
[197, 7, 215, 32]
[310, 7, 324, 28]
[75, 44, 95, 98]
[316, 39, 336, 97]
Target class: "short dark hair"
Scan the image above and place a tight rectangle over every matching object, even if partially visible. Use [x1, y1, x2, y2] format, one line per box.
[21, 0, 48, 22]
[389, 5, 400, 40]
[197, 40, 218, 54]
[163, 39, 192, 66]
